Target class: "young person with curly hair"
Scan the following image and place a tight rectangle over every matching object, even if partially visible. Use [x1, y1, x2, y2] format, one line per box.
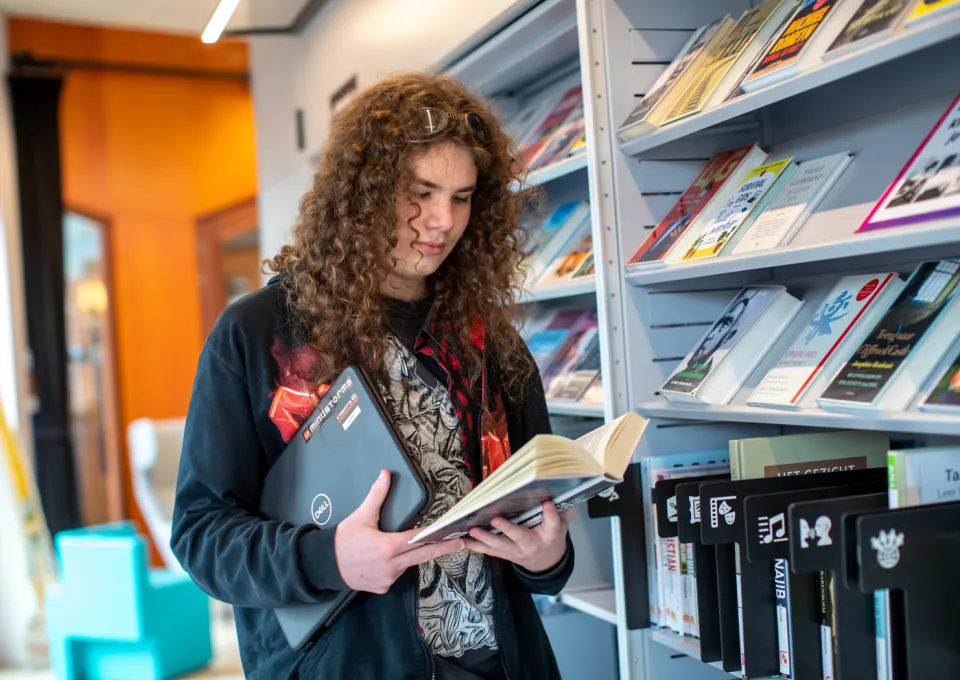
[171, 72, 573, 679]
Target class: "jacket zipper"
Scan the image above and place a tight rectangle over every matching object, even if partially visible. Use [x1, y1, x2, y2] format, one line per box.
[413, 582, 436, 680]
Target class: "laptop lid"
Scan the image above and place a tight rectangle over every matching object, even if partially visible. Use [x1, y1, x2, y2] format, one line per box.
[259, 365, 430, 649]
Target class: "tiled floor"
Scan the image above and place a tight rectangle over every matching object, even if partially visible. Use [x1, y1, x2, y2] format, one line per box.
[0, 612, 244, 680]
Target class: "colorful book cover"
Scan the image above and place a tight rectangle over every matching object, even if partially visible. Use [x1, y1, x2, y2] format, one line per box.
[628, 145, 756, 264]
[749, 273, 900, 407]
[905, 0, 960, 25]
[572, 251, 595, 278]
[858, 92, 960, 233]
[825, 0, 914, 56]
[618, 16, 729, 135]
[663, 0, 787, 122]
[681, 158, 795, 261]
[529, 118, 585, 171]
[732, 153, 852, 254]
[519, 85, 583, 167]
[818, 260, 960, 404]
[744, 0, 841, 86]
[920, 346, 960, 409]
[549, 333, 602, 400]
[661, 287, 782, 395]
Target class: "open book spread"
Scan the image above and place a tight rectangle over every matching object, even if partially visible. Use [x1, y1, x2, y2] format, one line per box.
[409, 413, 647, 544]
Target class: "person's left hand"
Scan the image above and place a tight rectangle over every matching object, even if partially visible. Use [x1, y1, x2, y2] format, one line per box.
[463, 501, 570, 574]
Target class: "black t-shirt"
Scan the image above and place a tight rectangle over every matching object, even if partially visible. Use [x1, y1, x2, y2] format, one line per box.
[384, 295, 505, 680]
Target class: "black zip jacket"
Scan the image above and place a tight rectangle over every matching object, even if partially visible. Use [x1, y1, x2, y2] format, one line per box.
[170, 279, 574, 679]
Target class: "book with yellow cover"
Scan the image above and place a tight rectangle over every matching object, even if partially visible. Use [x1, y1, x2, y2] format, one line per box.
[905, 0, 960, 26]
[681, 158, 796, 261]
[662, 0, 799, 124]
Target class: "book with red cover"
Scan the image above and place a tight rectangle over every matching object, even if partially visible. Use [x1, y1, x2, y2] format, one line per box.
[628, 145, 758, 265]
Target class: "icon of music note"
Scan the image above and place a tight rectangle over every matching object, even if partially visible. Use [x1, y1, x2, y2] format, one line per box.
[758, 512, 788, 544]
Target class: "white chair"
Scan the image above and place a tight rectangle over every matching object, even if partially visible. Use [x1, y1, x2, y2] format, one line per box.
[127, 417, 186, 573]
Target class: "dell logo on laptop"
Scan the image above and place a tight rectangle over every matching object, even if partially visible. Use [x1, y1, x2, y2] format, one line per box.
[311, 493, 332, 526]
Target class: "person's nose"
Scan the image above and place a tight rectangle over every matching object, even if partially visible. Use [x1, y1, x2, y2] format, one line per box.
[424, 196, 454, 234]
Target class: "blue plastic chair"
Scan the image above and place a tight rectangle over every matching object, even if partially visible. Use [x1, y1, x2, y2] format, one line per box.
[45, 522, 213, 679]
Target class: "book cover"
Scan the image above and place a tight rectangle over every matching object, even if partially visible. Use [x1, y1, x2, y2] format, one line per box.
[919, 345, 960, 410]
[681, 158, 795, 261]
[818, 260, 960, 404]
[579, 373, 604, 404]
[523, 201, 591, 283]
[618, 16, 731, 138]
[529, 118, 585, 171]
[541, 232, 593, 286]
[749, 273, 901, 407]
[628, 145, 759, 265]
[548, 332, 602, 401]
[743, 0, 841, 88]
[663, 0, 789, 122]
[518, 84, 583, 166]
[572, 250, 595, 278]
[732, 153, 852, 254]
[661, 287, 783, 395]
[541, 311, 599, 391]
[905, 0, 960, 25]
[824, 0, 914, 57]
[858, 92, 960, 233]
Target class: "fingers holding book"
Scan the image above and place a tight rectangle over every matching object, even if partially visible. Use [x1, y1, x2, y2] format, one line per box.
[464, 500, 571, 574]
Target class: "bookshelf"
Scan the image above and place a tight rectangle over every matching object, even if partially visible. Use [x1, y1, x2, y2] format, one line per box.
[546, 399, 605, 418]
[442, 0, 960, 678]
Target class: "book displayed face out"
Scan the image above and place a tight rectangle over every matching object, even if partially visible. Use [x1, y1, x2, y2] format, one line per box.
[819, 260, 960, 404]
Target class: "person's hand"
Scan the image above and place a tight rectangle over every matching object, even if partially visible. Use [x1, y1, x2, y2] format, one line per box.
[463, 501, 570, 574]
[334, 470, 465, 594]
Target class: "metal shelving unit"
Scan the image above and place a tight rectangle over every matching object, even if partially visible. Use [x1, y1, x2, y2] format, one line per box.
[579, 0, 960, 678]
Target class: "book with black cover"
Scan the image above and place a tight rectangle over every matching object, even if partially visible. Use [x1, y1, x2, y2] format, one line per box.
[259, 365, 431, 650]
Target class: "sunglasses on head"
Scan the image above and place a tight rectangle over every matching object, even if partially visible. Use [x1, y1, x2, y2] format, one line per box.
[408, 107, 491, 148]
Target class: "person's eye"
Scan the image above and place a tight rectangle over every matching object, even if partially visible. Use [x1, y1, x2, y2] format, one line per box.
[453, 195, 471, 204]
[418, 191, 431, 201]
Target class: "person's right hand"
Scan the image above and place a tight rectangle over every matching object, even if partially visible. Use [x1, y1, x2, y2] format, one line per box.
[334, 469, 464, 594]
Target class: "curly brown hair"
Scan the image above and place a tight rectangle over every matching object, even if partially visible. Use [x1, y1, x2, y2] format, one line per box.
[265, 72, 538, 398]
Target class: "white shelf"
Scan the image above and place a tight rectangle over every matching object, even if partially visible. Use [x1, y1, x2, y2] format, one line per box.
[624, 220, 960, 288]
[547, 399, 605, 418]
[518, 277, 596, 304]
[620, 11, 960, 159]
[636, 400, 960, 437]
[527, 153, 588, 187]
[646, 630, 740, 678]
[557, 585, 617, 625]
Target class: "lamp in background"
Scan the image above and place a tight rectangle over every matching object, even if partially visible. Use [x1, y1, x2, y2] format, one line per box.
[202, 0, 242, 44]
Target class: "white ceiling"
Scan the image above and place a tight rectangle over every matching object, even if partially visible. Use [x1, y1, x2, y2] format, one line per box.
[0, 0, 309, 37]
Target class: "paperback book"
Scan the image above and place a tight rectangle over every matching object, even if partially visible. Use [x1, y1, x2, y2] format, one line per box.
[522, 201, 591, 286]
[741, 0, 843, 92]
[627, 144, 769, 266]
[905, 0, 960, 26]
[918, 342, 960, 412]
[660, 285, 802, 404]
[818, 259, 960, 411]
[749, 272, 905, 409]
[680, 157, 796, 261]
[858, 92, 960, 233]
[409, 413, 647, 543]
[547, 332, 602, 401]
[823, 0, 914, 59]
[730, 152, 853, 255]
[662, 0, 799, 124]
[618, 16, 734, 140]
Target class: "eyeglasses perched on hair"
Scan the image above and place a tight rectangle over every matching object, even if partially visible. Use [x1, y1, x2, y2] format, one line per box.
[408, 107, 491, 147]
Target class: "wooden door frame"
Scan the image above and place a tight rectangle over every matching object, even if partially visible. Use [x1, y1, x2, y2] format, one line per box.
[63, 205, 125, 524]
[196, 197, 259, 336]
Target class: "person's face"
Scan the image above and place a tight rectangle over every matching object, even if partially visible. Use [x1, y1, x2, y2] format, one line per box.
[695, 317, 732, 359]
[384, 140, 477, 300]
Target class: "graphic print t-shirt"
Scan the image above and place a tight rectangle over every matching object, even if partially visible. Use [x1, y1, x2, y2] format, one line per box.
[384, 298, 504, 680]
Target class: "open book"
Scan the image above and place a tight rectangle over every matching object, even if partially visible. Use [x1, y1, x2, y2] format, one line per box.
[409, 413, 647, 544]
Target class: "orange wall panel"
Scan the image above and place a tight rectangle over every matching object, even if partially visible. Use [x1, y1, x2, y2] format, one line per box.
[8, 19, 258, 556]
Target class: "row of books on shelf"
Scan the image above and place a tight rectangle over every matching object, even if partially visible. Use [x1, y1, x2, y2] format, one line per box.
[628, 87, 960, 268]
[642, 432, 960, 679]
[521, 200, 595, 291]
[659, 259, 960, 414]
[524, 306, 603, 405]
[507, 76, 587, 174]
[619, 0, 960, 142]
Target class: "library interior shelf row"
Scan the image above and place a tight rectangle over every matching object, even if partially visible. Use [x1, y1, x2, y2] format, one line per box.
[437, 0, 960, 677]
